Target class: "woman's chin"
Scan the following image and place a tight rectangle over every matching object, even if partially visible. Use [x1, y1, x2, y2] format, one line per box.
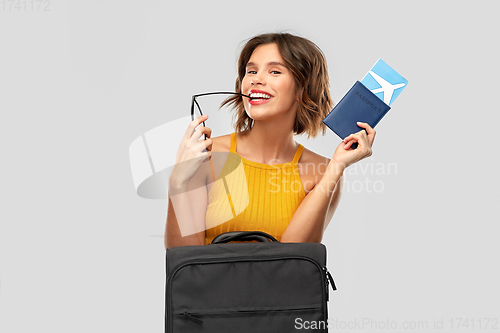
[246, 109, 270, 120]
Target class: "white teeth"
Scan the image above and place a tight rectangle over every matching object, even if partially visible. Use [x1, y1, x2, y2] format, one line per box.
[250, 92, 272, 99]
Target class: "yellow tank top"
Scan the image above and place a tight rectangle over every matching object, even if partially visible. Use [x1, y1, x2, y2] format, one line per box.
[204, 132, 306, 245]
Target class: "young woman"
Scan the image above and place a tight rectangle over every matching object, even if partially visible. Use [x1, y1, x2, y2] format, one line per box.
[165, 33, 375, 249]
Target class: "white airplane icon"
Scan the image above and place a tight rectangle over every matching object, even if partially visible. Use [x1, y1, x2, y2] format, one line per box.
[368, 71, 406, 105]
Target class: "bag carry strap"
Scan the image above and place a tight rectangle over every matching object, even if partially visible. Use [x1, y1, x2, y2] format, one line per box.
[211, 231, 279, 244]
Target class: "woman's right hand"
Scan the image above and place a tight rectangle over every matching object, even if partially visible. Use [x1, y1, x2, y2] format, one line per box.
[169, 115, 212, 189]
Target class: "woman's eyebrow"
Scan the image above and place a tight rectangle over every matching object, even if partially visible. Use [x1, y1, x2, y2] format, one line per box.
[246, 61, 286, 68]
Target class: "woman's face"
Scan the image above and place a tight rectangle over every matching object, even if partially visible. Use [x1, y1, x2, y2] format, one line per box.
[241, 43, 298, 122]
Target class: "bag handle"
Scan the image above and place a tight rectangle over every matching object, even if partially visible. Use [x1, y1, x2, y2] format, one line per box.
[211, 231, 279, 244]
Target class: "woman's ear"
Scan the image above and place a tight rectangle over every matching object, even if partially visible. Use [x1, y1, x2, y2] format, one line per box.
[295, 87, 302, 102]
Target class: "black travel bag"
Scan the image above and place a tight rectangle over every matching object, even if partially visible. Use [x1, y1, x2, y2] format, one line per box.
[165, 231, 337, 332]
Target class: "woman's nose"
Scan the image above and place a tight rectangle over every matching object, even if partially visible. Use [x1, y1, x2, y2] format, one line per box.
[250, 74, 265, 86]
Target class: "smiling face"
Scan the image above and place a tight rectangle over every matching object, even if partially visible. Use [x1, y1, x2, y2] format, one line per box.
[241, 43, 298, 122]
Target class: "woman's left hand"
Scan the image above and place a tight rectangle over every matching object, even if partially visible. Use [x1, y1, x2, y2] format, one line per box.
[331, 122, 376, 169]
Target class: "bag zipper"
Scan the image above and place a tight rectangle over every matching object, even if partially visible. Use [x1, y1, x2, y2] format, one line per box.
[177, 304, 322, 325]
[322, 266, 337, 302]
[166, 255, 336, 332]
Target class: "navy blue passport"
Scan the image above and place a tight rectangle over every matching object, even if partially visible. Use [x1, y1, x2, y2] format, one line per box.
[322, 81, 391, 141]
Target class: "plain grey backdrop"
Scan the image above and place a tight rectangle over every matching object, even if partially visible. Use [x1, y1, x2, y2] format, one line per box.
[1, 0, 499, 332]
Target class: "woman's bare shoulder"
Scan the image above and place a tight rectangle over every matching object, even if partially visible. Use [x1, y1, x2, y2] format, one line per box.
[210, 134, 231, 152]
[299, 146, 331, 177]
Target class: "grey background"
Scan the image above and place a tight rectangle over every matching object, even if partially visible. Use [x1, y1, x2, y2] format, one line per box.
[1, 0, 499, 332]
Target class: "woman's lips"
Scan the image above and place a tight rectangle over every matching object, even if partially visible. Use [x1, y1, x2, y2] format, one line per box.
[248, 97, 272, 105]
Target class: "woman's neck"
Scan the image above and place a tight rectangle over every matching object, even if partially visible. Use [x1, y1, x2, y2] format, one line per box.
[237, 121, 298, 165]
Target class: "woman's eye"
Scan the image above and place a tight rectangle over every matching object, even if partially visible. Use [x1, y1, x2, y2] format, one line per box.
[271, 70, 281, 74]
[247, 70, 257, 74]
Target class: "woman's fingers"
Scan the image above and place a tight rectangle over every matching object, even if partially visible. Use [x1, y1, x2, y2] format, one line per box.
[342, 133, 355, 144]
[197, 139, 213, 164]
[343, 131, 363, 145]
[197, 137, 213, 153]
[343, 132, 362, 149]
[343, 130, 370, 151]
[356, 122, 376, 146]
[192, 125, 212, 141]
[333, 123, 375, 167]
[343, 138, 358, 150]
[343, 123, 375, 147]
[189, 124, 212, 145]
[184, 115, 209, 139]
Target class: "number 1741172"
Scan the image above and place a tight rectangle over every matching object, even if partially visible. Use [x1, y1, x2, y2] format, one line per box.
[449, 318, 499, 330]
[1, 0, 51, 12]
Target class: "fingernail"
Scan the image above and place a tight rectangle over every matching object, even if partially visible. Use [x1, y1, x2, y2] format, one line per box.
[204, 115, 208, 119]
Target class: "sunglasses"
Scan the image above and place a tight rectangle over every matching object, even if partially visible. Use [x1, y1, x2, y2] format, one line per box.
[191, 92, 251, 140]
[189, 91, 251, 187]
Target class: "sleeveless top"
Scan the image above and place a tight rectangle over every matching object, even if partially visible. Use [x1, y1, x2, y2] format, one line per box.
[204, 132, 306, 245]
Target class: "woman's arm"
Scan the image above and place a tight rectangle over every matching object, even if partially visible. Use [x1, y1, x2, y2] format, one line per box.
[281, 122, 375, 243]
[280, 161, 345, 243]
[164, 115, 213, 249]
[165, 166, 208, 249]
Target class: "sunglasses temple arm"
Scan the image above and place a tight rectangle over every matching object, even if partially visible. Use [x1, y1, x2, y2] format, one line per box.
[193, 92, 251, 99]
[192, 98, 207, 140]
[190, 95, 196, 121]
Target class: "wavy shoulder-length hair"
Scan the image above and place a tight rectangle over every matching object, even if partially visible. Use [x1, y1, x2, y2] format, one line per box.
[221, 32, 333, 139]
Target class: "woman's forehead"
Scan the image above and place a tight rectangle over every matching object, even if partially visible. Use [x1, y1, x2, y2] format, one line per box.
[247, 44, 284, 66]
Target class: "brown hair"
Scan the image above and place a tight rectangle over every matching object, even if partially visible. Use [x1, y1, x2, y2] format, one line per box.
[221, 32, 333, 139]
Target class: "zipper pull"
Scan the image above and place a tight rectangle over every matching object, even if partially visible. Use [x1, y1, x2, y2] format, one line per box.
[322, 267, 330, 302]
[325, 273, 329, 302]
[324, 267, 337, 291]
[181, 312, 203, 325]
